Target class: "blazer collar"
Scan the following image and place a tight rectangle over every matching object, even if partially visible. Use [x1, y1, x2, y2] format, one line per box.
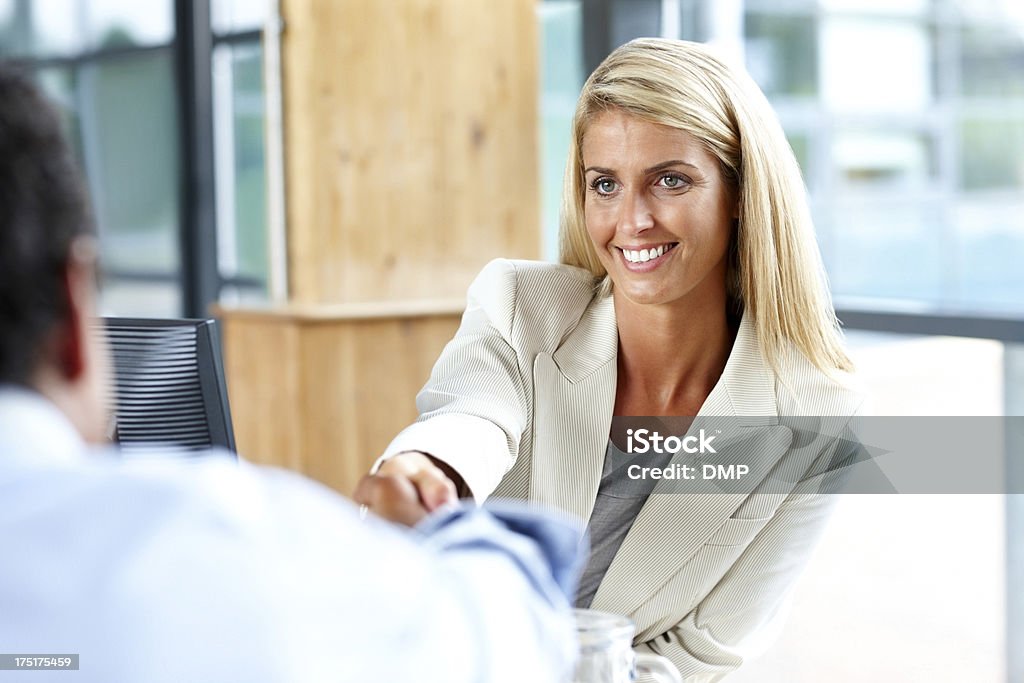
[549, 295, 778, 420]
[550, 293, 617, 383]
[699, 308, 779, 423]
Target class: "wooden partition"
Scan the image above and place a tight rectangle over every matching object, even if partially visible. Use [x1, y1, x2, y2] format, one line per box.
[281, 0, 540, 304]
[218, 0, 539, 494]
[221, 302, 464, 495]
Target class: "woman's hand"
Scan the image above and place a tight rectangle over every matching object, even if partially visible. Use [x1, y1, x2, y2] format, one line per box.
[354, 451, 463, 526]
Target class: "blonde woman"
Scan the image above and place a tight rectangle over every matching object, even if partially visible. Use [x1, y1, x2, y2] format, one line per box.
[358, 38, 866, 680]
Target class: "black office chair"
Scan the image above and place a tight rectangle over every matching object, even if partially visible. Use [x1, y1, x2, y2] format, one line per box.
[97, 317, 236, 454]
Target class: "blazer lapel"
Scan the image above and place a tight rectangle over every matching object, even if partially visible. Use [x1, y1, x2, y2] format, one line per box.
[530, 295, 618, 526]
[591, 312, 793, 624]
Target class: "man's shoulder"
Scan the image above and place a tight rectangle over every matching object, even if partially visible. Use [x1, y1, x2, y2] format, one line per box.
[0, 452, 420, 591]
[5, 452, 363, 546]
[0, 454, 432, 682]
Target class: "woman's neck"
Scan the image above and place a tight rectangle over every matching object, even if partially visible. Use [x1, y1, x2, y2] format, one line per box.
[613, 290, 735, 415]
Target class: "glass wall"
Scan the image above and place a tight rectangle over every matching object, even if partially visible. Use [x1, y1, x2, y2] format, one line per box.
[0, 0, 271, 316]
[539, 0, 584, 260]
[743, 0, 1024, 314]
[0, 0, 182, 316]
[212, 0, 269, 305]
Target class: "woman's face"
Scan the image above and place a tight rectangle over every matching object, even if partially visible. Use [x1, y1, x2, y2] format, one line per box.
[582, 109, 736, 310]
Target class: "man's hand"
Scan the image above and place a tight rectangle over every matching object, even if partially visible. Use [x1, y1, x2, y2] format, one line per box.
[354, 451, 461, 526]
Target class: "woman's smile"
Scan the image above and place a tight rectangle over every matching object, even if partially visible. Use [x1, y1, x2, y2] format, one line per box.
[616, 242, 680, 272]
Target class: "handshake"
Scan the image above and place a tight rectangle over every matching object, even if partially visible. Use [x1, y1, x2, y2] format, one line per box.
[354, 451, 470, 526]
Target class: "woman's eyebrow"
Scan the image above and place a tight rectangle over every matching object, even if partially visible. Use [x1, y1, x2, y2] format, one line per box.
[644, 159, 700, 174]
[583, 160, 700, 175]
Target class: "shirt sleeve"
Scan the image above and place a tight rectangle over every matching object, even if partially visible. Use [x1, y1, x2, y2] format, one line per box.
[190, 464, 584, 683]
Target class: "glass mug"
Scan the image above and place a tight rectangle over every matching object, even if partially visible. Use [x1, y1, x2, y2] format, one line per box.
[571, 609, 683, 683]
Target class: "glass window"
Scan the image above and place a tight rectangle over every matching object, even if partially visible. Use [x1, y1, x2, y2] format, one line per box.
[9, 0, 272, 317]
[832, 129, 936, 190]
[0, 0, 171, 57]
[610, 0, 661, 48]
[99, 278, 181, 317]
[540, 0, 584, 260]
[78, 50, 181, 275]
[958, 117, 1024, 191]
[211, 0, 269, 35]
[218, 283, 271, 307]
[953, 198, 1024, 312]
[819, 0, 931, 15]
[745, 12, 817, 98]
[826, 202, 946, 304]
[820, 17, 934, 113]
[213, 41, 268, 285]
[744, 1, 1023, 315]
[959, 25, 1024, 99]
[0, 0, 83, 57]
[87, 0, 173, 49]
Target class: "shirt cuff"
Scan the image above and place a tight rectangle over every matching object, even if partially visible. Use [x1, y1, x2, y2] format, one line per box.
[415, 500, 587, 602]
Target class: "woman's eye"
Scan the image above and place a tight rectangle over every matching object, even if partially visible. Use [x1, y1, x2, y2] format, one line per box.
[594, 178, 617, 195]
[659, 174, 687, 189]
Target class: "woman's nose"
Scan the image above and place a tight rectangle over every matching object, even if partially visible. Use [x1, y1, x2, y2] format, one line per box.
[617, 188, 654, 235]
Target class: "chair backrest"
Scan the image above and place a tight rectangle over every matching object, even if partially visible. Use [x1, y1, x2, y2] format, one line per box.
[98, 317, 236, 454]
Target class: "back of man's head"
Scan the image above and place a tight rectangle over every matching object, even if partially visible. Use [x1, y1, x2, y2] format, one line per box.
[0, 63, 96, 387]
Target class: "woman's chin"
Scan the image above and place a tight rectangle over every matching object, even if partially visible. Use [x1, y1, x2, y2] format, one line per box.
[611, 281, 676, 308]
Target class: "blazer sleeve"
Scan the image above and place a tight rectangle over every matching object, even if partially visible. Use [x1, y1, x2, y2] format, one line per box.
[374, 259, 531, 503]
[634, 409, 868, 682]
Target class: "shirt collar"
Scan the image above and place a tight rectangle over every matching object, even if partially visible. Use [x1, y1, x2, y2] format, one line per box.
[0, 385, 88, 465]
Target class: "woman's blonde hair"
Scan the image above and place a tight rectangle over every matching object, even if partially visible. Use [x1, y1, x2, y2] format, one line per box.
[560, 38, 852, 374]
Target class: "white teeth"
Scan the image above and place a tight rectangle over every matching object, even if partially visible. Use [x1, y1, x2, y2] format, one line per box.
[622, 246, 671, 263]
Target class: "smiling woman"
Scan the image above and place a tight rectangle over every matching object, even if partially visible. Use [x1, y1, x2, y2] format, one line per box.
[580, 112, 735, 313]
[363, 38, 867, 682]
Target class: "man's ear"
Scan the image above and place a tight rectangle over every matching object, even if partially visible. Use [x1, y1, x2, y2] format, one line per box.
[55, 249, 95, 382]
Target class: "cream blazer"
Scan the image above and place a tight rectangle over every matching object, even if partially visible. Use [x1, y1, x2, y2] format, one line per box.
[380, 259, 866, 682]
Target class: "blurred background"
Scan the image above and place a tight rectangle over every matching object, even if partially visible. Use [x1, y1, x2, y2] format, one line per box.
[1, 0, 1021, 680]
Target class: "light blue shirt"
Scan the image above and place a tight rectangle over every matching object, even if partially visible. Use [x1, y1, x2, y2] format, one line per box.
[0, 387, 582, 682]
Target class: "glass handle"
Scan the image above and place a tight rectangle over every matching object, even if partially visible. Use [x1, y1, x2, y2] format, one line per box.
[635, 653, 683, 683]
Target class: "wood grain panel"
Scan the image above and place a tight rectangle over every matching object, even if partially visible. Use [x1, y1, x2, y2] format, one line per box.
[221, 316, 306, 472]
[220, 308, 462, 496]
[281, 0, 540, 303]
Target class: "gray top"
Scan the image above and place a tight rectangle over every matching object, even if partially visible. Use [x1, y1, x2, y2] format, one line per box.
[575, 439, 674, 609]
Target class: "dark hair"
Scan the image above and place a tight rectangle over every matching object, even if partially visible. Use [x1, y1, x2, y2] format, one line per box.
[0, 63, 96, 385]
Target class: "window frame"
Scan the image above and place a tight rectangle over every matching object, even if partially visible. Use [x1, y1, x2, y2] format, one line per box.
[6, 0, 267, 318]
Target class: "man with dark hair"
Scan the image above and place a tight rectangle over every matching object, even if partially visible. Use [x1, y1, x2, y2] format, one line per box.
[0, 65, 581, 682]
[0, 65, 107, 440]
